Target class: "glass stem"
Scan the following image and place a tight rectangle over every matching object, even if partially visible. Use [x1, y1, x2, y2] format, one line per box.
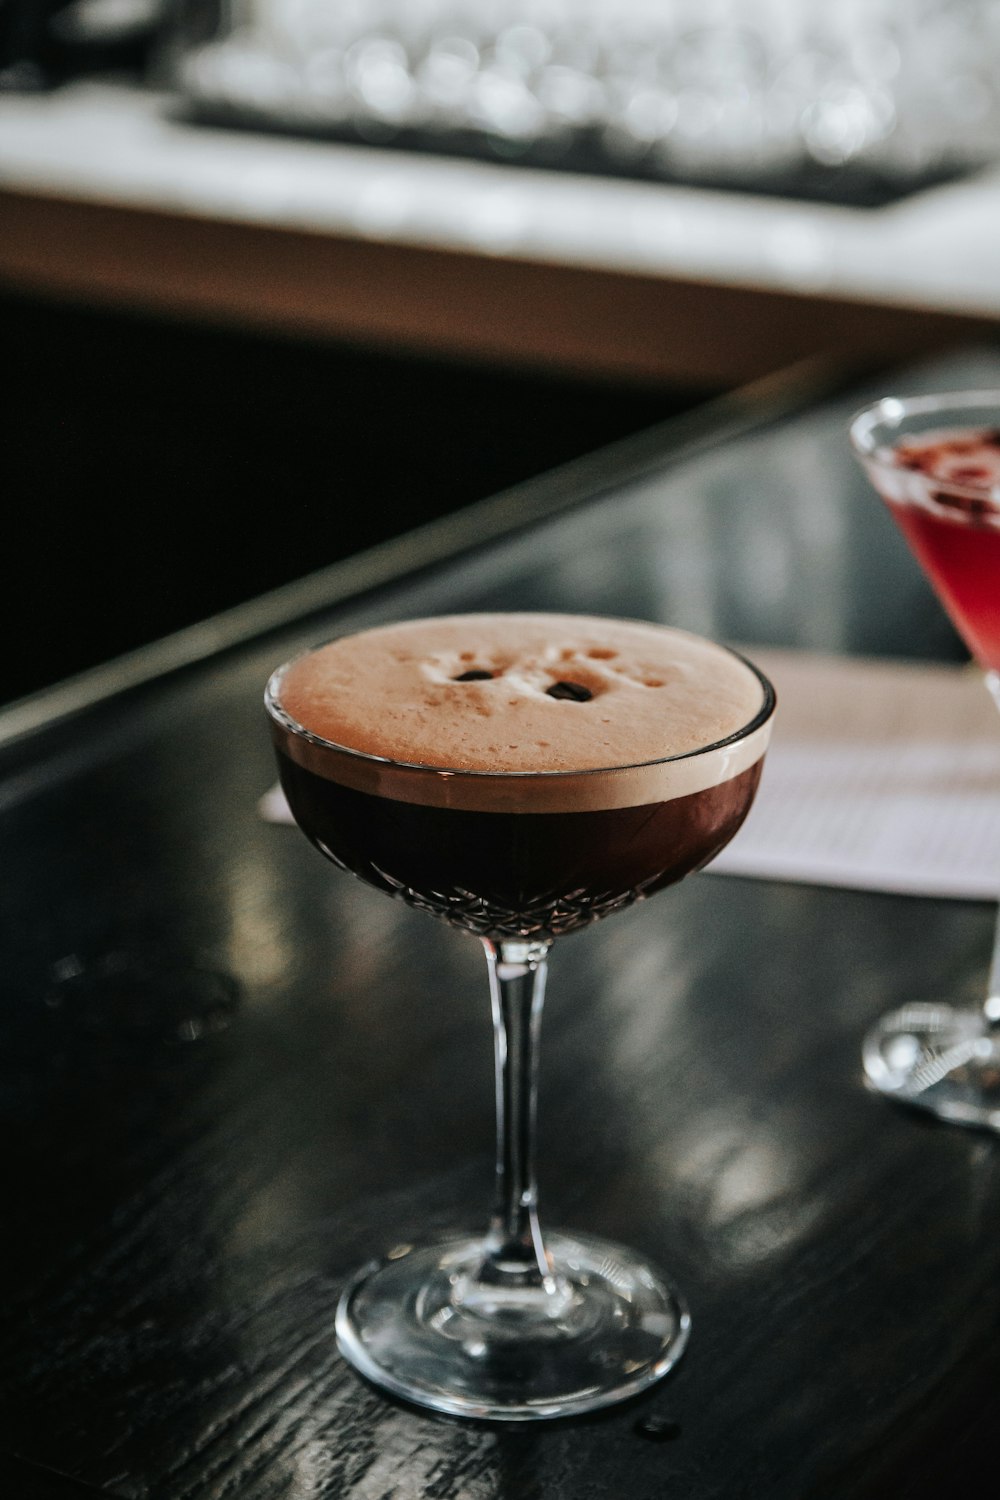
[984, 672, 1000, 1031]
[983, 907, 1000, 1030]
[479, 937, 553, 1287]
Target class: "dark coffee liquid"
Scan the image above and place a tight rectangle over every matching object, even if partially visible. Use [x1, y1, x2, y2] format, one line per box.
[277, 752, 764, 939]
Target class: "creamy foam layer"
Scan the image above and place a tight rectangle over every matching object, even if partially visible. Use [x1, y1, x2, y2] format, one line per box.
[279, 614, 763, 769]
[269, 614, 773, 813]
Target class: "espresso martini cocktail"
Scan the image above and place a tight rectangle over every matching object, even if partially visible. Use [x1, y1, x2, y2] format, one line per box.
[271, 613, 771, 941]
[266, 612, 775, 1419]
[850, 392, 1000, 1129]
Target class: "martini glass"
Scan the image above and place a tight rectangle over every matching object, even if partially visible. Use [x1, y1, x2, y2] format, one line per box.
[266, 615, 775, 1420]
[850, 391, 1000, 1128]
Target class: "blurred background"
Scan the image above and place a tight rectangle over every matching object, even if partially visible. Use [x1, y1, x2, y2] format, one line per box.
[3, 0, 1000, 702]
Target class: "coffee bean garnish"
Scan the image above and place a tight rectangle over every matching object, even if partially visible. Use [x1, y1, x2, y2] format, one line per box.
[546, 680, 592, 702]
[453, 670, 494, 682]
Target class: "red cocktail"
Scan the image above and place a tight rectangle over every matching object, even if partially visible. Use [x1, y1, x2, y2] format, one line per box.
[871, 425, 1000, 670]
[850, 392, 1000, 1129]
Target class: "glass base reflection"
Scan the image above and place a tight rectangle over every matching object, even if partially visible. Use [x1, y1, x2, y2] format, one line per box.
[335, 1231, 691, 1421]
[863, 1002, 1000, 1131]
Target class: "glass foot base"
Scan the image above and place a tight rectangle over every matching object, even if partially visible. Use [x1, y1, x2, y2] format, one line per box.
[335, 1230, 690, 1420]
[863, 1003, 1000, 1130]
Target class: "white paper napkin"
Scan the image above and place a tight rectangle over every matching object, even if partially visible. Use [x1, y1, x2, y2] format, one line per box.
[711, 649, 1000, 899]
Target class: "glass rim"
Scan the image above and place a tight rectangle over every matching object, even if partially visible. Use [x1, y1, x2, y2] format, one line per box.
[264, 633, 776, 785]
[849, 389, 1000, 476]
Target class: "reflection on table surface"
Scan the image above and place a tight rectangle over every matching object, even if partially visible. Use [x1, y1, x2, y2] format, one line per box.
[2, 344, 1000, 1498]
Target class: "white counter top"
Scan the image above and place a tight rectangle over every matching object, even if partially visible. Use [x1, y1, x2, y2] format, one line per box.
[3, 79, 999, 318]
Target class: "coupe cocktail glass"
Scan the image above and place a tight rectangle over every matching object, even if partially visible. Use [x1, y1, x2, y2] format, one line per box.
[850, 392, 1000, 1128]
[266, 614, 775, 1419]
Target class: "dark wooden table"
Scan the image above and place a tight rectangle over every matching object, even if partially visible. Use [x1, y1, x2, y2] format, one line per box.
[4, 345, 1000, 1499]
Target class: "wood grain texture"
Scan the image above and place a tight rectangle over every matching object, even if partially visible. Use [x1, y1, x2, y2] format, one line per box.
[0, 1452, 125, 1497]
[2, 345, 1000, 1498]
[1, 187, 996, 388]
